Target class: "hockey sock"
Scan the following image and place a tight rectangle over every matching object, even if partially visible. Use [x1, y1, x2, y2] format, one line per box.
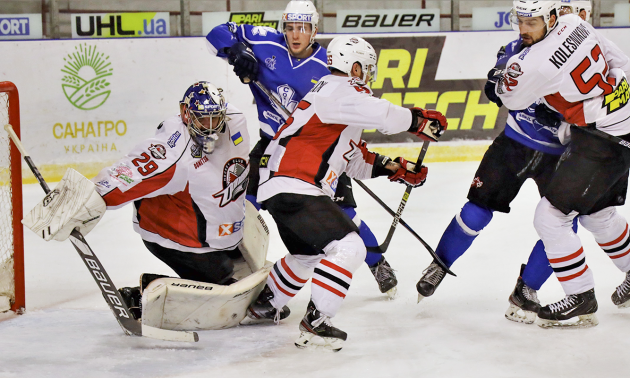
[339, 205, 381, 267]
[580, 207, 630, 272]
[522, 218, 577, 290]
[267, 254, 320, 310]
[246, 194, 261, 211]
[435, 201, 493, 267]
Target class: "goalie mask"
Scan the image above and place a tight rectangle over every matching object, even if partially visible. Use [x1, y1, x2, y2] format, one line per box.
[180, 81, 227, 155]
[558, 0, 591, 22]
[280, 0, 319, 50]
[510, 1, 560, 37]
[326, 35, 378, 84]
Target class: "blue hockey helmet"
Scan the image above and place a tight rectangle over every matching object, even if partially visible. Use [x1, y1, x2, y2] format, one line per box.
[180, 81, 227, 154]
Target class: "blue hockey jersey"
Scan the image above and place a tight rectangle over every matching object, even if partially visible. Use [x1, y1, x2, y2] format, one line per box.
[498, 38, 565, 155]
[206, 23, 329, 139]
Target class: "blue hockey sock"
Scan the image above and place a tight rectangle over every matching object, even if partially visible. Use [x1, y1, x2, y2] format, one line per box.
[522, 218, 578, 290]
[246, 194, 261, 211]
[435, 202, 493, 267]
[339, 206, 382, 267]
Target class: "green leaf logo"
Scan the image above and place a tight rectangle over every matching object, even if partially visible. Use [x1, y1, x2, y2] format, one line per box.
[61, 43, 113, 110]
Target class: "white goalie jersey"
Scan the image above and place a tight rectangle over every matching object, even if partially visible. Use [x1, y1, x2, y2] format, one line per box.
[257, 74, 412, 202]
[92, 104, 250, 253]
[496, 14, 630, 136]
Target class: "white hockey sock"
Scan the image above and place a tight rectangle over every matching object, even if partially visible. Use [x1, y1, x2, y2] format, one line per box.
[267, 254, 322, 310]
[535, 197, 594, 295]
[580, 207, 630, 272]
[311, 232, 366, 317]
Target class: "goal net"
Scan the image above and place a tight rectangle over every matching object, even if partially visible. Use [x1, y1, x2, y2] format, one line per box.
[0, 82, 24, 313]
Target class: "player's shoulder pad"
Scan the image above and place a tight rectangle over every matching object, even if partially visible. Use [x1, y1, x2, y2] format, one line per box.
[153, 115, 190, 152]
[241, 24, 284, 44]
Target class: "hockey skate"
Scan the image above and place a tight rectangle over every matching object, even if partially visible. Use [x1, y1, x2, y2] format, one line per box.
[295, 301, 347, 352]
[611, 271, 630, 308]
[536, 289, 599, 328]
[505, 264, 541, 324]
[244, 285, 290, 324]
[118, 286, 142, 320]
[369, 256, 398, 299]
[416, 260, 446, 303]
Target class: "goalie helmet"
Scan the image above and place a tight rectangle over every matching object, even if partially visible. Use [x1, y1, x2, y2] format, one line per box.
[280, 0, 319, 46]
[510, 1, 560, 37]
[326, 36, 378, 83]
[558, 0, 591, 22]
[180, 81, 227, 155]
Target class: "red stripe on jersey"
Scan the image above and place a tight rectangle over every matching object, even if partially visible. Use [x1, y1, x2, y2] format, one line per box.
[557, 265, 589, 282]
[610, 250, 630, 260]
[320, 259, 352, 279]
[136, 183, 204, 248]
[544, 93, 586, 126]
[599, 224, 629, 247]
[269, 271, 295, 297]
[281, 257, 308, 283]
[276, 114, 347, 185]
[312, 278, 346, 298]
[102, 163, 177, 207]
[549, 247, 584, 264]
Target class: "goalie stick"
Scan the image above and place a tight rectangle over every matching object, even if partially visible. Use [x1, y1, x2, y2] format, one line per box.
[3, 124, 198, 343]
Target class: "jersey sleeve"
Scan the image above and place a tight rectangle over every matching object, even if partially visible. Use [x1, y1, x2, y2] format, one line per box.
[343, 140, 381, 180]
[92, 126, 189, 209]
[206, 23, 283, 58]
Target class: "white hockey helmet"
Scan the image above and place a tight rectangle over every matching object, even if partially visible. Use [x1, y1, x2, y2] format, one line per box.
[280, 0, 319, 45]
[558, 0, 591, 22]
[327, 35, 378, 83]
[510, 1, 560, 36]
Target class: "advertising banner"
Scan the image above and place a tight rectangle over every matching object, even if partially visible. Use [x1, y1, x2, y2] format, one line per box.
[336, 9, 441, 33]
[472, 7, 513, 31]
[71, 12, 170, 38]
[202, 11, 284, 35]
[0, 14, 43, 40]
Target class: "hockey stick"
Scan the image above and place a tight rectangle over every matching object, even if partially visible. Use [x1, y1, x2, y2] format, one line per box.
[252, 80, 293, 117]
[4, 124, 198, 343]
[353, 178, 455, 277]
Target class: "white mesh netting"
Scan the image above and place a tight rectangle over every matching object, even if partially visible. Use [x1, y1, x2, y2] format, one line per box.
[0, 91, 15, 311]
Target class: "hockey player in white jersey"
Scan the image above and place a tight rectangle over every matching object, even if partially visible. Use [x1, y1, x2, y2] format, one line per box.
[494, 1, 630, 327]
[247, 36, 447, 350]
[23, 81, 255, 320]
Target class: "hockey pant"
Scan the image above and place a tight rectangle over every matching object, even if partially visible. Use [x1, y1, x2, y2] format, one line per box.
[535, 198, 630, 295]
[267, 232, 366, 317]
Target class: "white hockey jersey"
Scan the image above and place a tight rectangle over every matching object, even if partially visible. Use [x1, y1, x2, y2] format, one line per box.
[497, 14, 630, 136]
[257, 75, 412, 202]
[92, 104, 250, 253]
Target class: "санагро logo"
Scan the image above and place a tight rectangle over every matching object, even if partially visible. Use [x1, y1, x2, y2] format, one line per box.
[61, 43, 113, 110]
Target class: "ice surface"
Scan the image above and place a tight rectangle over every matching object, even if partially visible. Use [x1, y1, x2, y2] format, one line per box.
[2, 162, 629, 377]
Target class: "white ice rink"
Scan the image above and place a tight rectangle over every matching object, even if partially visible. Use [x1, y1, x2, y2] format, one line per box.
[2, 161, 630, 378]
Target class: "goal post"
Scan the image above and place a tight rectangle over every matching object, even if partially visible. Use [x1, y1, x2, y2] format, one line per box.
[0, 81, 25, 314]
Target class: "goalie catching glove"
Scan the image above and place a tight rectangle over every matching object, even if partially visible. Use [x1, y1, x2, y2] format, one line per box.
[388, 157, 428, 188]
[409, 108, 447, 142]
[22, 168, 106, 241]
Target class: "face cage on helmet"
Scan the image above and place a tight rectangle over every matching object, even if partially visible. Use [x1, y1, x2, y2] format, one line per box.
[186, 107, 226, 154]
[509, 8, 557, 37]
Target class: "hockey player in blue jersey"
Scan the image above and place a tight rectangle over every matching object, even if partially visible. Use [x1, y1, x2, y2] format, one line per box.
[206, 0, 399, 297]
[415, 2, 592, 324]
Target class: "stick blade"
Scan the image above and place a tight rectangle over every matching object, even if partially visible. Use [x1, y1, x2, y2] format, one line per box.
[141, 324, 199, 342]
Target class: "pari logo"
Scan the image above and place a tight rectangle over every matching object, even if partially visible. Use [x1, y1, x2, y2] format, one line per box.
[61, 43, 113, 110]
[0, 17, 29, 36]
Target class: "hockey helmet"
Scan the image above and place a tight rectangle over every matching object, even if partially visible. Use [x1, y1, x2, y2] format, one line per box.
[510, 1, 560, 37]
[180, 81, 227, 155]
[558, 0, 591, 22]
[326, 36, 378, 84]
[280, 0, 319, 46]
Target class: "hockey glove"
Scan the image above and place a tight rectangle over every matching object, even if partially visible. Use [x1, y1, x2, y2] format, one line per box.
[409, 108, 448, 142]
[226, 42, 258, 84]
[484, 68, 503, 108]
[388, 157, 428, 188]
[534, 103, 563, 128]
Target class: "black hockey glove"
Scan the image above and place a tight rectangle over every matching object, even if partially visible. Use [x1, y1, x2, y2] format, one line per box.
[484, 68, 503, 108]
[534, 103, 563, 128]
[226, 42, 258, 84]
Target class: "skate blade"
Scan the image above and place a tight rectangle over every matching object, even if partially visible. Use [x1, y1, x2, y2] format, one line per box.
[616, 299, 630, 309]
[386, 286, 398, 300]
[294, 332, 344, 352]
[504, 304, 536, 324]
[535, 313, 599, 329]
[417, 293, 427, 304]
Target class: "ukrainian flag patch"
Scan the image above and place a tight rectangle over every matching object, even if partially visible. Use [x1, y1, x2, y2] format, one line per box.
[231, 132, 243, 146]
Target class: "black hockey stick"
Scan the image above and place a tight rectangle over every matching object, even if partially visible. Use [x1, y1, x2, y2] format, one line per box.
[4, 124, 198, 342]
[251, 79, 293, 117]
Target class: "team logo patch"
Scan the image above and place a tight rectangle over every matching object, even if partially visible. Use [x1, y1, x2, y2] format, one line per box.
[231, 131, 244, 146]
[213, 158, 249, 207]
[219, 219, 244, 237]
[148, 144, 167, 159]
[498, 63, 523, 94]
[168, 131, 181, 148]
[109, 163, 134, 185]
[191, 143, 203, 158]
[471, 177, 483, 188]
[326, 170, 339, 191]
[265, 55, 277, 71]
[350, 37, 359, 44]
[260, 154, 270, 168]
[96, 180, 111, 189]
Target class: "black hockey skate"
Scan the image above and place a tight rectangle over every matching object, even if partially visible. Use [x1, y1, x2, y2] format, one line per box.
[244, 285, 290, 323]
[118, 286, 142, 320]
[416, 260, 446, 303]
[611, 271, 630, 308]
[295, 301, 347, 352]
[369, 256, 398, 298]
[505, 264, 541, 324]
[536, 289, 599, 328]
